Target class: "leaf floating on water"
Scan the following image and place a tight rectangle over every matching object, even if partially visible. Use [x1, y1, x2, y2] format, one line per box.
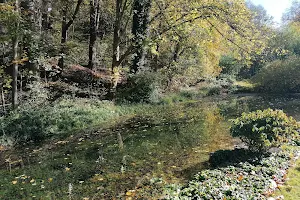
[126, 190, 136, 196]
[237, 175, 243, 181]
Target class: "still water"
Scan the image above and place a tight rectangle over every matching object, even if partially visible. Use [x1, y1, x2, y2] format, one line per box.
[4, 94, 300, 199]
[86, 94, 300, 198]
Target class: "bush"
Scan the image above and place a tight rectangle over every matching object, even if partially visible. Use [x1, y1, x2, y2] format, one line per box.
[116, 72, 158, 103]
[252, 56, 300, 93]
[204, 77, 234, 96]
[0, 99, 121, 143]
[230, 109, 299, 152]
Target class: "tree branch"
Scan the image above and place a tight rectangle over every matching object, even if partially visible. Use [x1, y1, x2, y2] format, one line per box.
[66, 0, 83, 29]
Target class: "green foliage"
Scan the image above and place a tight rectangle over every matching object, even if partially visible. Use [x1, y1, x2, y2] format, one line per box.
[252, 56, 300, 93]
[219, 56, 245, 77]
[230, 109, 299, 152]
[170, 149, 298, 200]
[0, 66, 12, 90]
[116, 72, 158, 103]
[0, 99, 121, 143]
[203, 77, 235, 96]
[283, 24, 300, 56]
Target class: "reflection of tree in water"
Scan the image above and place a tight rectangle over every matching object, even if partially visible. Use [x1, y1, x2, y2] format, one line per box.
[202, 105, 233, 152]
[218, 95, 300, 121]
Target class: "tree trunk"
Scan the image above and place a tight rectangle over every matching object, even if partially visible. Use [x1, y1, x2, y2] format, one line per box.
[131, 0, 152, 73]
[12, 0, 20, 109]
[58, 0, 83, 69]
[109, 0, 123, 101]
[1, 88, 5, 113]
[88, 0, 100, 69]
[58, 6, 67, 69]
[112, 0, 122, 72]
[41, 0, 51, 31]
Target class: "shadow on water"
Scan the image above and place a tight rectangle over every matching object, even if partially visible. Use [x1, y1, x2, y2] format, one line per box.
[79, 102, 236, 197]
[90, 94, 300, 197]
[208, 148, 262, 168]
[4, 94, 300, 198]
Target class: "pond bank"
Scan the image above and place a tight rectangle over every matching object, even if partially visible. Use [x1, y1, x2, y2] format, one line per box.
[1, 95, 300, 199]
[165, 146, 300, 199]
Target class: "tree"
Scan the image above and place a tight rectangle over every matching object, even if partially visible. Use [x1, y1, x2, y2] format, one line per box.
[58, 0, 83, 68]
[146, 0, 269, 84]
[283, 0, 300, 23]
[12, 0, 20, 109]
[88, 0, 100, 69]
[131, 0, 152, 73]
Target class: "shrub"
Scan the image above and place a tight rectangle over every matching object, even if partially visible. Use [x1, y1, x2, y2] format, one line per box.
[116, 72, 158, 103]
[252, 56, 300, 93]
[204, 77, 234, 96]
[0, 99, 121, 143]
[230, 109, 299, 152]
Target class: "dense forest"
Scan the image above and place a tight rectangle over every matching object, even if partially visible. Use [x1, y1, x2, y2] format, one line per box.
[1, 0, 300, 199]
[0, 0, 299, 107]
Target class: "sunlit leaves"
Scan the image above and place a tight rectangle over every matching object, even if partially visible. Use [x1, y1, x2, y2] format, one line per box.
[149, 0, 269, 82]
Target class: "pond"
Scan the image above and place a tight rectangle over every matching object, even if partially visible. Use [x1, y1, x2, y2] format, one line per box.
[76, 94, 300, 198]
[2, 94, 300, 199]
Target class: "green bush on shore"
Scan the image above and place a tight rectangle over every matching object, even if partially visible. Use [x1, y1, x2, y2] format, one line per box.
[252, 56, 300, 93]
[230, 109, 299, 152]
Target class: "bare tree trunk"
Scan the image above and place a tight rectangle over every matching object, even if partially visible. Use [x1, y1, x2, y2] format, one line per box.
[58, 5, 67, 69]
[131, 0, 152, 73]
[41, 0, 51, 31]
[12, 0, 20, 109]
[112, 0, 122, 72]
[58, 0, 83, 69]
[88, 0, 100, 69]
[12, 39, 18, 109]
[1, 88, 5, 113]
[108, 0, 123, 101]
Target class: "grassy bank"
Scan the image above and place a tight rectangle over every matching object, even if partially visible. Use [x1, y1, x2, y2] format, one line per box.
[273, 153, 300, 199]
